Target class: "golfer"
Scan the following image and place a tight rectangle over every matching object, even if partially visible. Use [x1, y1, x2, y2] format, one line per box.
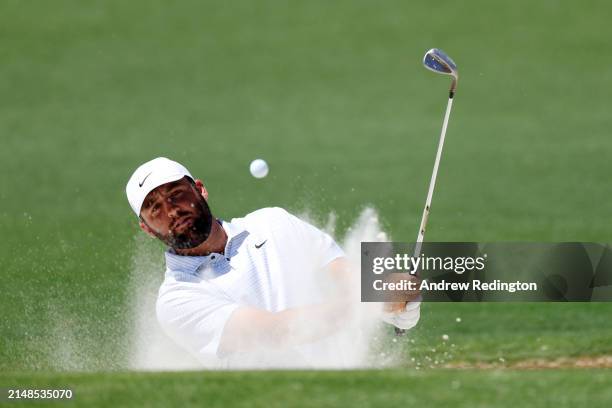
[126, 157, 420, 366]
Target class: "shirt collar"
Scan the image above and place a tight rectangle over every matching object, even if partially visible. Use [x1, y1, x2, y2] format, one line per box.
[165, 219, 250, 276]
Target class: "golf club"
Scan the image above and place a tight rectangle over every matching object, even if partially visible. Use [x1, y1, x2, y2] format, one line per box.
[395, 48, 458, 335]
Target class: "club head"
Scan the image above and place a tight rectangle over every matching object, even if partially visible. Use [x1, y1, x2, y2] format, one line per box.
[423, 48, 458, 94]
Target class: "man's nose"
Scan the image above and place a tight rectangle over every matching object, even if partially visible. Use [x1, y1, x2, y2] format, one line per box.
[166, 201, 181, 218]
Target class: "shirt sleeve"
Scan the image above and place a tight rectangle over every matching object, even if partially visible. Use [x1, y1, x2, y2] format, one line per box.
[280, 208, 345, 267]
[156, 282, 240, 361]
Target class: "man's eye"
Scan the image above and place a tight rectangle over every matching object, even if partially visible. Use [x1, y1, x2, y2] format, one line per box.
[151, 204, 160, 214]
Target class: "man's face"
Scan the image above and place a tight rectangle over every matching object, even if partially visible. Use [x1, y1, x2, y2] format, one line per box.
[139, 177, 213, 250]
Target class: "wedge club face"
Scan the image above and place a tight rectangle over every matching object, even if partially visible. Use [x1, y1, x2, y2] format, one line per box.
[423, 48, 458, 95]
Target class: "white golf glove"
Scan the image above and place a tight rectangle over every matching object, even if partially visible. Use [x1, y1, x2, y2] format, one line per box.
[381, 300, 421, 330]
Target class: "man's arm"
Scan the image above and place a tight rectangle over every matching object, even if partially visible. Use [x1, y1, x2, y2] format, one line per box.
[218, 298, 351, 354]
[218, 258, 421, 354]
[218, 258, 351, 354]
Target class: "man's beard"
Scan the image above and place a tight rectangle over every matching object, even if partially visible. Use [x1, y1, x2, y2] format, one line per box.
[156, 196, 214, 250]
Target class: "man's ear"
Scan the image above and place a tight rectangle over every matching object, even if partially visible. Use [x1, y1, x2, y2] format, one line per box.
[194, 179, 209, 201]
[139, 220, 157, 238]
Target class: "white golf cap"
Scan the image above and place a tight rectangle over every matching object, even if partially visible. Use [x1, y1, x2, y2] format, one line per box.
[126, 157, 193, 216]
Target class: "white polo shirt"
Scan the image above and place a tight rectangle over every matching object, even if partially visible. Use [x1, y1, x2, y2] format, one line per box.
[156, 207, 345, 366]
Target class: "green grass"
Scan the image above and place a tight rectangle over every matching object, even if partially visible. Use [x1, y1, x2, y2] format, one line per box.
[3, 369, 612, 407]
[387, 303, 612, 366]
[1, 0, 612, 404]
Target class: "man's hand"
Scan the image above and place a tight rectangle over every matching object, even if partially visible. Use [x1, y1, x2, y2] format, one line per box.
[383, 272, 421, 314]
[384, 301, 408, 313]
[381, 299, 422, 330]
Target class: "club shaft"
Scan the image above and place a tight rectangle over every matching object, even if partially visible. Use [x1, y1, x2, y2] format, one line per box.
[414, 95, 454, 258]
[396, 51, 457, 337]
[394, 96, 454, 337]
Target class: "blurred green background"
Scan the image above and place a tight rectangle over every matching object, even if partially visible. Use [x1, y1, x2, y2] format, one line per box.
[1, 0, 611, 404]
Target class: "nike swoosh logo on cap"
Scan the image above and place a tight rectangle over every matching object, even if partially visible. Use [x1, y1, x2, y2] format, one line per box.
[255, 240, 267, 249]
[139, 172, 152, 187]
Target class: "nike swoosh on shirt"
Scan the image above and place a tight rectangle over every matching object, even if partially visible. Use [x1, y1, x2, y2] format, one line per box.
[255, 240, 267, 249]
[138, 172, 152, 187]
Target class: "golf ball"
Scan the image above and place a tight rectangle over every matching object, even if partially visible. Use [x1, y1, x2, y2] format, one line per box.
[249, 159, 269, 178]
